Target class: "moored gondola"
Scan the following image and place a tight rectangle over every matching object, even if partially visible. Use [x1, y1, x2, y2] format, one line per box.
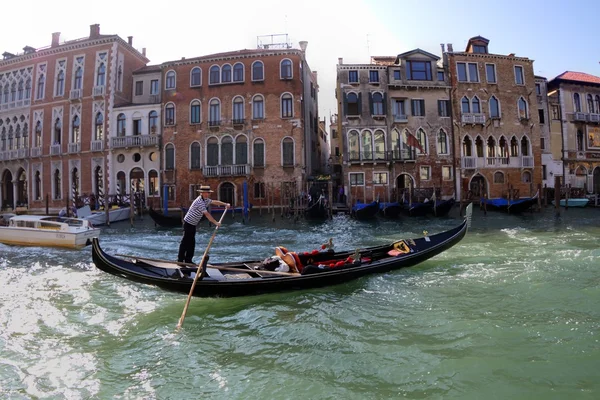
[91, 205, 472, 297]
[351, 200, 379, 220]
[148, 207, 183, 228]
[432, 198, 456, 217]
[481, 190, 539, 214]
[379, 202, 403, 218]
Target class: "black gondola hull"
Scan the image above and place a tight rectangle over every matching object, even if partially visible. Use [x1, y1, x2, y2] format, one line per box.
[148, 207, 183, 228]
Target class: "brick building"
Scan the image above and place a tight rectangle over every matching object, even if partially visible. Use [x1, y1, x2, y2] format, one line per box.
[0, 24, 148, 212]
[548, 71, 600, 193]
[158, 40, 319, 209]
[446, 36, 542, 201]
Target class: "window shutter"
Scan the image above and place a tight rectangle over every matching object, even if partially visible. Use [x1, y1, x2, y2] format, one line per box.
[382, 93, 387, 115]
[343, 92, 348, 115]
[358, 93, 362, 114]
[411, 100, 415, 116]
[369, 92, 373, 115]
[437, 100, 442, 116]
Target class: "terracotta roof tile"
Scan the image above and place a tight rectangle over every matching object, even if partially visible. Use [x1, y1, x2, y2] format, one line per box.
[555, 71, 600, 85]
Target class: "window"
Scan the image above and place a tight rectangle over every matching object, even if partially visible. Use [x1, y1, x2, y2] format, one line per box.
[280, 59, 292, 79]
[420, 166, 431, 180]
[393, 70, 401, 80]
[372, 93, 384, 115]
[521, 136, 530, 156]
[117, 113, 126, 136]
[210, 65, 220, 84]
[209, 99, 221, 125]
[348, 70, 358, 83]
[190, 100, 201, 124]
[587, 94, 594, 113]
[236, 135, 248, 164]
[252, 95, 264, 119]
[165, 104, 175, 125]
[233, 63, 244, 82]
[346, 93, 360, 115]
[348, 130, 359, 160]
[53, 118, 62, 145]
[437, 129, 448, 154]
[56, 71, 65, 96]
[150, 80, 159, 95]
[472, 97, 481, 114]
[252, 61, 264, 81]
[577, 130, 584, 151]
[394, 99, 406, 119]
[541, 137, 545, 150]
[494, 171, 504, 184]
[369, 70, 379, 83]
[281, 93, 293, 118]
[457, 62, 478, 82]
[149, 111, 158, 134]
[36, 74, 45, 100]
[165, 71, 176, 89]
[190, 67, 201, 86]
[486, 64, 496, 83]
[518, 97, 528, 119]
[472, 45, 487, 54]
[349, 172, 364, 186]
[165, 144, 174, 170]
[233, 96, 244, 123]
[96, 63, 106, 86]
[373, 172, 388, 184]
[538, 109, 545, 124]
[253, 138, 265, 166]
[406, 61, 432, 81]
[535, 83, 541, 95]
[514, 66, 524, 85]
[135, 81, 143, 95]
[35, 121, 42, 147]
[190, 142, 200, 169]
[510, 137, 519, 157]
[574, 93, 581, 113]
[487, 137, 496, 157]
[282, 137, 294, 166]
[552, 105, 560, 120]
[461, 97, 470, 113]
[207, 137, 218, 165]
[442, 166, 452, 181]
[221, 136, 233, 165]
[489, 96, 500, 118]
[595, 95, 600, 115]
[437, 71, 445, 81]
[542, 165, 547, 180]
[53, 169, 61, 199]
[522, 171, 531, 183]
[438, 100, 450, 117]
[74, 67, 83, 90]
[95, 113, 103, 140]
[416, 128, 427, 154]
[221, 65, 232, 83]
[411, 99, 425, 116]
[254, 182, 265, 198]
[132, 119, 142, 135]
[71, 116, 80, 142]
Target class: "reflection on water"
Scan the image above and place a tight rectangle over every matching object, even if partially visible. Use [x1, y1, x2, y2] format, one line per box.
[1, 206, 600, 398]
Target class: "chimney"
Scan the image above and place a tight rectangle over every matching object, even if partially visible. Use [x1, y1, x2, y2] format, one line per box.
[447, 43, 454, 53]
[440, 43, 445, 53]
[127, 36, 133, 45]
[299, 41, 308, 52]
[89, 24, 100, 39]
[142, 48, 146, 57]
[338, 57, 343, 65]
[51, 32, 61, 47]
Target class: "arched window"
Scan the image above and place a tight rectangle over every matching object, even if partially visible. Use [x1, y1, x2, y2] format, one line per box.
[574, 93, 581, 113]
[475, 136, 484, 157]
[165, 103, 175, 125]
[95, 112, 103, 141]
[348, 130, 359, 160]
[494, 171, 504, 184]
[372, 93, 384, 115]
[347, 92, 359, 115]
[521, 136, 530, 156]
[190, 142, 201, 169]
[207, 137, 218, 166]
[10, 82, 16, 101]
[522, 171, 531, 183]
[236, 135, 248, 164]
[374, 130, 385, 159]
[222, 136, 233, 165]
[252, 95, 264, 119]
[17, 80, 24, 100]
[37, 74, 45, 99]
[587, 94, 595, 113]
[437, 129, 448, 155]
[117, 113, 126, 136]
[472, 97, 481, 114]
[518, 97, 528, 119]
[499, 137, 508, 158]
[233, 63, 244, 82]
[361, 130, 373, 160]
[96, 63, 106, 86]
[165, 71, 176, 89]
[253, 138, 265, 167]
[252, 61, 264, 81]
[281, 93, 293, 118]
[35, 121, 42, 147]
[489, 96, 500, 118]
[209, 99, 221, 125]
[487, 137, 496, 157]
[595, 95, 600, 115]
[280, 59, 292, 79]
[54, 169, 61, 199]
[577, 130, 584, 151]
[35, 170, 41, 200]
[74, 67, 83, 90]
[461, 96, 470, 113]
[72, 115, 80, 142]
[233, 96, 244, 123]
[221, 64, 232, 83]
[510, 136, 519, 156]
[148, 111, 158, 134]
[210, 65, 220, 84]
[25, 78, 31, 100]
[148, 170, 158, 196]
[190, 100, 201, 124]
[56, 71, 64, 96]
[416, 128, 427, 154]
[282, 137, 294, 166]
[190, 67, 201, 86]
[165, 143, 175, 170]
[391, 129, 401, 159]
[54, 118, 62, 144]
[462, 136, 473, 157]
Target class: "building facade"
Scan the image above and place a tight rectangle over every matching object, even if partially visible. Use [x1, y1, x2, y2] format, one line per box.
[0, 24, 148, 212]
[446, 36, 542, 202]
[548, 71, 600, 193]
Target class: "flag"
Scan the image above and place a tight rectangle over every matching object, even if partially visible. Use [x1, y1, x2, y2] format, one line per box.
[404, 131, 424, 153]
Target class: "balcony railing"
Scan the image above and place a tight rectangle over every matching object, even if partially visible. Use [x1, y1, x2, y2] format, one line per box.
[572, 112, 588, 122]
[461, 113, 486, 124]
[208, 120, 221, 127]
[93, 85, 105, 97]
[589, 113, 600, 123]
[68, 142, 81, 153]
[17, 148, 29, 159]
[462, 157, 477, 169]
[30, 147, 42, 157]
[110, 135, 160, 148]
[347, 149, 416, 163]
[203, 164, 250, 177]
[461, 155, 534, 168]
[69, 89, 82, 100]
[149, 94, 160, 103]
[232, 118, 245, 125]
[50, 144, 61, 155]
[393, 114, 408, 123]
[91, 140, 104, 152]
[522, 156, 534, 167]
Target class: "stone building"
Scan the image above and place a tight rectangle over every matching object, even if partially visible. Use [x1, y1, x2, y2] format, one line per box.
[0, 24, 148, 212]
[548, 71, 600, 193]
[446, 36, 542, 201]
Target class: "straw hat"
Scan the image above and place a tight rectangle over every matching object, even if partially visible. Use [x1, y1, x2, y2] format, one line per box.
[197, 185, 214, 193]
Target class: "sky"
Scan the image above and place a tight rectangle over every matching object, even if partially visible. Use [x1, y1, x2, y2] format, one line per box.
[3, 0, 600, 128]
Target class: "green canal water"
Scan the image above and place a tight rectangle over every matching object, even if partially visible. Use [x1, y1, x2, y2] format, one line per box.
[1, 207, 599, 399]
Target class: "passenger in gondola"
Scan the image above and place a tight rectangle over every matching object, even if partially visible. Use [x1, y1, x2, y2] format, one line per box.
[177, 185, 230, 264]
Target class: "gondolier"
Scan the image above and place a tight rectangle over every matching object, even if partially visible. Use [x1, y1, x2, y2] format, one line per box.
[178, 185, 230, 264]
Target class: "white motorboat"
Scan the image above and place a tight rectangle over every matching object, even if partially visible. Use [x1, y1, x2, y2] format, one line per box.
[551, 198, 589, 208]
[77, 205, 131, 226]
[0, 215, 100, 249]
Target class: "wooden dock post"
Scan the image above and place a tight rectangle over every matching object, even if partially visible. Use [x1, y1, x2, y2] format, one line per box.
[554, 176, 561, 217]
[482, 193, 487, 215]
[537, 183, 542, 211]
[565, 184, 571, 210]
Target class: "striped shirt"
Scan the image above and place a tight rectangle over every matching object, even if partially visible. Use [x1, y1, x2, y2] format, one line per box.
[183, 196, 212, 226]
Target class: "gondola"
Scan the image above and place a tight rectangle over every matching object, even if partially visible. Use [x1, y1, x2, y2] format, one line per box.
[351, 200, 379, 220]
[481, 190, 539, 214]
[304, 194, 330, 220]
[148, 207, 183, 228]
[406, 201, 434, 217]
[91, 205, 472, 298]
[379, 202, 403, 218]
[432, 198, 456, 217]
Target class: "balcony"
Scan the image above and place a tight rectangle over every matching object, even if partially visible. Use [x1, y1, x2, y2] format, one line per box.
[93, 85, 105, 97]
[17, 148, 29, 159]
[572, 112, 588, 122]
[589, 113, 600, 123]
[110, 135, 160, 149]
[70, 89, 82, 101]
[30, 147, 42, 157]
[208, 120, 221, 128]
[149, 94, 160, 104]
[462, 157, 478, 169]
[202, 164, 250, 177]
[522, 156, 534, 167]
[461, 113, 486, 124]
[348, 150, 416, 163]
[232, 118, 245, 126]
[393, 114, 408, 123]
[91, 140, 104, 152]
[68, 142, 81, 153]
[50, 144, 61, 155]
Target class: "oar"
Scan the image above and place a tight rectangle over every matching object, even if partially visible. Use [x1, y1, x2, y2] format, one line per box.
[176, 208, 228, 330]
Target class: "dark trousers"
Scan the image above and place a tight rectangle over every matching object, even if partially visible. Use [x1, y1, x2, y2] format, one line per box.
[177, 222, 197, 263]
